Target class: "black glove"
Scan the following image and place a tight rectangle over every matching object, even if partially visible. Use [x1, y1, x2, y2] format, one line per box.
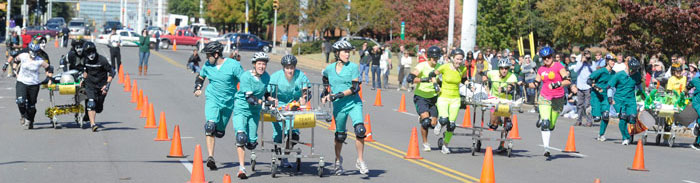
[608, 97, 613, 104]
[420, 77, 431, 83]
[246, 92, 259, 105]
[2, 63, 8, 71]
[549, 81, 562, 89]
[329, 92, 345, 101]
[104, 82, 111, 92]
[587, 78, 593, 86]
[428, 71, 437, 78]
[433, 83, 441, 93]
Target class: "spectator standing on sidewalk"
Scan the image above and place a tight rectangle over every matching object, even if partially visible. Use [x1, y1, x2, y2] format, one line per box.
[359, 43, 371, 84]
[323, 38, 332, 63]
[399, 50, 413, 91]
[573, 51, 595, 126]
[380, 44, 393, 89]
[370, 45, 383, 90]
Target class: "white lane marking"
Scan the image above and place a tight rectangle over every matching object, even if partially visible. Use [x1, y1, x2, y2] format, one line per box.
[393, 109, 418, 117]
[180, 159, 193, 173]
[538, 145, 588, 157]
[5, 87, 12, 90]
[683, 180, 698, 183]
[181, 136, 194, 139]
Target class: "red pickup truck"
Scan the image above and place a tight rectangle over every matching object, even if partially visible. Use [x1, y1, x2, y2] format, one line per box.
[158, 29, 208, 50]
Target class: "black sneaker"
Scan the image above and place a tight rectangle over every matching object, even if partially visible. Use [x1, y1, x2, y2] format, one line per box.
[543, 151, 551, 157]
[91, 124, 98, 132]
[27, 120, 34, 129]
[206, 156, 218, 170]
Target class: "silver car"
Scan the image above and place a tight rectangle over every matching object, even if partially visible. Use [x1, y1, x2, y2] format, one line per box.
[68, 21, 88, 36]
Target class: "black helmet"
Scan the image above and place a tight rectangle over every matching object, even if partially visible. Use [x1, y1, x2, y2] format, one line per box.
[281, 54, 297, 66]
[426, 46, 442, 59]
[72, 39, 86, 56]
[628, 57, 641, 72]
[201, 41, 224, 55]
[82, 41, 98, 60]
[450, 48, 465, 57]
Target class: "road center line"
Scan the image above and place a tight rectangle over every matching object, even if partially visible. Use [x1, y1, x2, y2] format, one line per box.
[683, 180, 698, 183]
[152, 51, 187, 69]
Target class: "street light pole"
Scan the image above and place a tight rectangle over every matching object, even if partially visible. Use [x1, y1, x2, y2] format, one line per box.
[273, 8, 277, 48]
[5, 0, 10, 40]
[245, 0, 249, 33]
[447, 0, 455, 49]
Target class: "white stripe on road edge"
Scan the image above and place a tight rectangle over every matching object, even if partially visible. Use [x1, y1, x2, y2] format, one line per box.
[393, 109, 418, 117]
[538, 145, 588, 157]
[180, 159, 193, 173]
[180, 136, 194, 139]
[683, 180, 698, 183]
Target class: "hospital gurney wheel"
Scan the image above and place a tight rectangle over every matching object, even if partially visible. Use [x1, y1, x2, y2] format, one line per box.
[507, 141, 513, 157]
[318, 159, 325, 177]
[51, 116, 59, 129]
[296, 157, 302, 172]
[271, 159, 278, 178]
[669, 136, 675, 148]
[437, 138, 444, 150]
[250, 153, 257, 172]
[75, 112, 84, 128]
[471, 140, 481, 156]
[642, 134, 648, 145]
[655, 134, 661, 145]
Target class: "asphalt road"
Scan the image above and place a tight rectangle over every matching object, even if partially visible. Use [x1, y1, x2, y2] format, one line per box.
[1, 43, 699, 183]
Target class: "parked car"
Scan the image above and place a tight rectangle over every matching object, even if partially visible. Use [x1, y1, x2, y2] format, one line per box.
[46, 23, 61, 32]
[340, 36, 381, 47]
[26, 26, 59, 38]
[146, 26, 165, 36]
[158, 29, 207, 49]
[102, 21, 123, 34]
[197, 26, 219, 39]
[95, 30, 157, 48]
[68, 19, 88, 36]
[47, 17, 66, 28]
[225, 33, 271, 52]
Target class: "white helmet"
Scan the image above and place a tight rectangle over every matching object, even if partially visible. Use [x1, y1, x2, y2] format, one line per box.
[251, 52, 270, 64]
[497, 58, 511, 68]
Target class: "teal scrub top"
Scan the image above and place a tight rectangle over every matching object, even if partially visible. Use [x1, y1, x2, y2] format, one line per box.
[269, 69, 310, 105]
[199, 58, 244, 103]
[234, 70, 271, 111]
[323, 62, 361, 103]
[609, 71, 642, 101]
[590, 67, 614, 89]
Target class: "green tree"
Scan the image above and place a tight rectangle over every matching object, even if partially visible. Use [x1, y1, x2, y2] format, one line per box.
[52, 2, 74, 22]
[536, 0, 619, 49]
[169, 0, 201, 19]
[278, 0, 300, 34]
[206, 0, 244, 27]
[476, 0, 527, 50]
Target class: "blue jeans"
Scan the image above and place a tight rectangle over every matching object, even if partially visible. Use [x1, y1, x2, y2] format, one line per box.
[139, 51, 150, 67]
[187, 62, 200, 73]
[371, 65, 381, 89]
[382, 68, 390, 88]
[359, 63, 370, 83]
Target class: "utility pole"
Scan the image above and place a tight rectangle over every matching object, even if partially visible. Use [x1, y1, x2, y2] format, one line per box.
[245, 0, 249, 33]
[461, 0, 477, 51]
[447, 0, 455, 49]
[5, 0, 10, 40]
[138, 0, 143, 31]
[22, 0, 27, 27]
[272, 0, 279, 48]
[199, 0, 202, 23]
[157, 0, 163, 27]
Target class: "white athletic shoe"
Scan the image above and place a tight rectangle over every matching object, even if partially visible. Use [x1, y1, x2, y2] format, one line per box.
[622, 139, 630, 145]
[423, 143, 431, 152]
[433, 123, 442, 135]
[441, 145, 451, 154]
[333, 157, 344, 175]
[597, 135, 606, 142]
[355, 159, 369, 175]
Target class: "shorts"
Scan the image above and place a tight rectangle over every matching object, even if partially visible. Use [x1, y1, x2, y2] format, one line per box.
[85, 85, 107, 113]
[205, 97, 234, 132]
[333, 98, 364, 133]
[537, 95, 565, 112]
[413, 95, 438, 117]
[437, 97, 461, 122]
[233, 109, 261, 142]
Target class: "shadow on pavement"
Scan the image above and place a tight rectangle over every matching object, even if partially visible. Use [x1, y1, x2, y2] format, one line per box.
[545, 153, 581, 161]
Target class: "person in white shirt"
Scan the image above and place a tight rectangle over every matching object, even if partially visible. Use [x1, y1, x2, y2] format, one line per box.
[108, 30, 122, 72]
[16, 42, 54, 129]
[380, 45, 392, 89]
[399, 51, 413, 90]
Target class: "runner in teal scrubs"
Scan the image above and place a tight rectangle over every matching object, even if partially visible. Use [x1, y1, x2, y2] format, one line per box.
[322, 40, 368, 175]
[608, 57, 642, 145]
[193, 42, 244, 171]
[233, 52, 276, 179]
[269, 54, 311, 167]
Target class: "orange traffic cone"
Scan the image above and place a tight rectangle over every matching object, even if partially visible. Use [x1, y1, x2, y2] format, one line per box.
[187, 144, 206, 183]
[222, 174, 231, 183]
[328, 116, 336, 130]
[140, 95, 149, 118]
[118, 65, 124, 84]
[398, 93, 407, 112]
[167, 125, 186, 158]
[404, 127, 423, 159]
[373, 89, 383, 106]
[131, 80, 138, 99]
[237, 83, 240, 90]
[364, 114, 376, 142]
[594, 178, 601, 183]
[123, 74, 131, 92]
[130, 84, 138, 103]
[562, 126, 579, 153]
[628, 140, 648, 171]
[173, 39, 177, 51]
[461, 106, 472, 128]
[135, 89, 143, 110]
[154, 111, 170, 141]
[144, 104, 157, 128]
[507, 114, 521, 139]
[54, 39, 59, 48]
[480, 146, 495, 183]
[359, 86, 364, 101]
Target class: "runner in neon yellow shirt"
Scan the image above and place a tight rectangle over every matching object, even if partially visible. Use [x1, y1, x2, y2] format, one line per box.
[432, 49, 469, 154]
[484, 58, 518, 152]
[406, 46, 442, 152]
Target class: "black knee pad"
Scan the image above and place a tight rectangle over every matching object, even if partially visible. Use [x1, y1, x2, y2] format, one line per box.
[438, 117, 449, 126]
[489, 119, 500, 130]
[541, 119, 551, 131]
[291, 132, 300, 146]
[628, 114, 637, 124]
[602, 111, 610, 121]
[354, 124, 367, 138]
[16, 97, 26, 108]
[214, 130, 225, 138]
[619, 113, 629, 122]
[504, 118, 513, 131]
[446, 122, 457, 132]
[420, 118, 433, 130]
[86, 99, 96, 111]
[245, 142, 258, 150]
[335, 132, 347, 143]
[593, 116, 601, 122]
[236, 132, 248, 147]
[204, 120, 216, 137]
[694, 124, 699, 137]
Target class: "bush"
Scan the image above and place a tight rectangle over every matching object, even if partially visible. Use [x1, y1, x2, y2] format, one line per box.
[291, 40, 323, 55]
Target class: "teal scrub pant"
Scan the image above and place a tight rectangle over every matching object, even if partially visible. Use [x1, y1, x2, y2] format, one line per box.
[205, 98, 233, 132]
[693, 96, 700, 144]
[233, 109, 261, 142]
[614, 99, 637, 140]
[591, 90, 610, 136]
[333, 98, 364, 133]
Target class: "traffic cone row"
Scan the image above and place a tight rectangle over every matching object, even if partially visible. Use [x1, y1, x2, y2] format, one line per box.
[364, 114, 375, 142]
[507, 114, 521, 140]
[397, 93, 407, 112]
[374, 89, 383, 106]
[563, 126, 578, 153]
[461, 106, 472, 128]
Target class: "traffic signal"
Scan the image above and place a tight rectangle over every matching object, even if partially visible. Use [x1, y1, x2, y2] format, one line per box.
[147, 9, 151, 16]
[76, 3, 80, 11]
[273, 0, 279, 10]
